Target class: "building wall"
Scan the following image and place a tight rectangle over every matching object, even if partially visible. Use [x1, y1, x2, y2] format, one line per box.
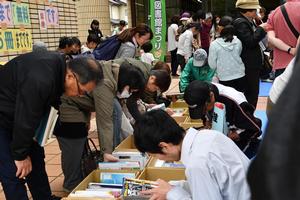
[76, 0, 110, 43]
[0, 0, 78, 63]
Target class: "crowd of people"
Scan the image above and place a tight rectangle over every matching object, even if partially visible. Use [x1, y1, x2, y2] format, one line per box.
[0, 0, 300, 199]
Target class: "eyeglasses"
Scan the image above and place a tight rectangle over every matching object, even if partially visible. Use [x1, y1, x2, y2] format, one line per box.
[72, 72, 87, 96]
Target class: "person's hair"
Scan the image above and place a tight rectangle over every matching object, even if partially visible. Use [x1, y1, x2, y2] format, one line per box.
[171, 15, 180, 24]
[118, 23, 153, 43]
[134, 109, 185, 154]
[87, 33, 99, 44]
[118, 61, 146, 94]
[141, 42, 153, 53]
[184, 81, 219, 106]
[32, 41, 47, 52]
[59, 36, 74, 49]
[218, 15, 232, 27]
[187, 22, 201, 31]
[120, 20, 126, 26]
[260, 7, 266, 14]
[67, 57, 103, 85]
[149, 70, 171, 92]
[192, 10, 206, 21]
[72, 37, 81, 46]
[220, 25, 235, 42]
[237, 8, 256, 14]
[153, 61, 171, 74]
[90, 19, 99, 29]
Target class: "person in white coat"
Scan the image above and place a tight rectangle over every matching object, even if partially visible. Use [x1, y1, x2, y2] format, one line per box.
[134, 110, 251, 200]
[208, 16, 246, 93]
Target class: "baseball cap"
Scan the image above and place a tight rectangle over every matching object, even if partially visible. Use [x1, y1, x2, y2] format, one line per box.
[184, 80, 211, 119]
[193, 49, 207, 67]
[180, 12, 191, 21]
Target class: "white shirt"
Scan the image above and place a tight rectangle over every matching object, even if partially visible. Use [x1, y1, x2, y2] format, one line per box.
[213, 83, 247, 105]
[167, 128, 251, 200]
[168, 23, 178, 52]
[140, 52, 155, 65]
[270, 58, 295, 103]
[81, 45, 92, 54]
[177, 29, 193, 60]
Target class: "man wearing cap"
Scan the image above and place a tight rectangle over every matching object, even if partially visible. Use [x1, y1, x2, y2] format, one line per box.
[179, 48, 215, 92]
[233, 0, 267, 107]
[184, 80, 262, 158]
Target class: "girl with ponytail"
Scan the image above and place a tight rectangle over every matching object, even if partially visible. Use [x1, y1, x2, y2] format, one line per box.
[208, 16, 246, 93]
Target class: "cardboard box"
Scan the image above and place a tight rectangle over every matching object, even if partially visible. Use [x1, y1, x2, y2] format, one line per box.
[180, 117, 203, 130]
[64, 169, 139, 200]
[169, 100, 188, 108]
[146, 157, 185, 168]
[138, 167, 186, 181]
[115, 135, 136, 151]
[172, 115, 187, 124]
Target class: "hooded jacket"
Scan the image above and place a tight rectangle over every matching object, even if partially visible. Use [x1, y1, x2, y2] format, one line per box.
[0, 51, 66, 160]
[179, 58, 215, 92]
[209, 36, 245, 81]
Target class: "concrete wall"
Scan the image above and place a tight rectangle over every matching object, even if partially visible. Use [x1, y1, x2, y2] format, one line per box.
[76, 0, 111, 43]
[0, 0, 77, 63]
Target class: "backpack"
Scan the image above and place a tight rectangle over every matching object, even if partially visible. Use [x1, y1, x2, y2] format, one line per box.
[92, 35, 121, 61]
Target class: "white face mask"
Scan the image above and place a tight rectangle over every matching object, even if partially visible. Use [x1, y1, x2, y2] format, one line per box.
[117, 89, 132, 99]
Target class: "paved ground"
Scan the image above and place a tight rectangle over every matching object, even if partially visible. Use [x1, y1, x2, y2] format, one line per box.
[0, 77, 268, 199]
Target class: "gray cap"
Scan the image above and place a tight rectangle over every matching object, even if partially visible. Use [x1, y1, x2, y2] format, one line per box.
[193, 49, 207, 67]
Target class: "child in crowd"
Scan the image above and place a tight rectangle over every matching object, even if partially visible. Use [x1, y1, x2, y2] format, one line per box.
[209, 16, 246, 93]
[179, 48, 215, 92]
[184, 80, 262, 158]
[134, 110, 250, 200]
[140, 42, 155, 65]
[81, 34, 99, 54]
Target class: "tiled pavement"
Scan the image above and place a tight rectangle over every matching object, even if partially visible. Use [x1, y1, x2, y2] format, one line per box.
[0, 77, 268, 200]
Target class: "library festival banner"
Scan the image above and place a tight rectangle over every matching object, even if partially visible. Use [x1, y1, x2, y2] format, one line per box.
[45, 6, 59, 26]
[150, 0, 167, 61]
[0, 29, 33, 53]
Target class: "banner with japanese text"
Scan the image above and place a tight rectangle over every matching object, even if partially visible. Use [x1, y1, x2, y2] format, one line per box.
[150, 0, 166, 61]
[38, 10, 47, 30]
[45, 6, 59, 26]
[0, 1, 13, 26]
[12, 2, 31, 26]
[0, 29, 32, 53]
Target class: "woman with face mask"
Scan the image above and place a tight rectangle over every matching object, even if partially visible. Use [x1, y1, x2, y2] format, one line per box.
[115, 23, 153, 59]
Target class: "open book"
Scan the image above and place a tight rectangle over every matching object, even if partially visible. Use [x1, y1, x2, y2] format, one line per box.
[34, 107, 58, 146]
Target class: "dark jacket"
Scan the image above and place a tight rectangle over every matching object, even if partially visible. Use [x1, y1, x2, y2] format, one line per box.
[0, 51, 66, 160]
[233, 13, 266, 69]
[213, 83, 261, 152]
[248, 51, 300, 200]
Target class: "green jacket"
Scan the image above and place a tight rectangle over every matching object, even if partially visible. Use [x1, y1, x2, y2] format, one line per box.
[60, 58, 151, 153]
[179, 58, 215, 92]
